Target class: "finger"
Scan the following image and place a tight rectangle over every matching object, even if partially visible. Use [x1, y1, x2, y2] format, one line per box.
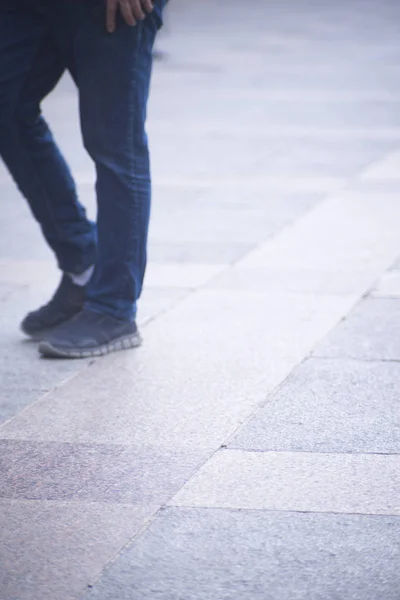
[119, 0, 137, 26]
[130, 0, 146, 20]
[106, 0, 118, 32]
[141, 0, 154, 12]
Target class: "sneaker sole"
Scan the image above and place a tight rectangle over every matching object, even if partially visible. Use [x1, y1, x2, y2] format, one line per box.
[38, 332, 142, 359]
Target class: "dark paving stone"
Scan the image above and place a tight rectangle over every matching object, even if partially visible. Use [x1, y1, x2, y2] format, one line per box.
[0, 341, 86, 426]
[82, 507, 400, 600]
[0, 499, 154, 600]
[0, 286, 87, 425]
[0, 367, 82, 425]
[231, 358, 400, 453]
[314, 298, 400, 360]
[0, 284, 184, 426]
[0, 440, 203, 505]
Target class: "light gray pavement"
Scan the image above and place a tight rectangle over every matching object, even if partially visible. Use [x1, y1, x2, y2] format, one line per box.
[1, 0, 400, 598]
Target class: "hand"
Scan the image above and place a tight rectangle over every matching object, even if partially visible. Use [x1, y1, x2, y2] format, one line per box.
[106, 0, 154, 33]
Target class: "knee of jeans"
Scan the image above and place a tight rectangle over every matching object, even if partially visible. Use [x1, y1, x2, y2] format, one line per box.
[81, 126, 105, 163]
[82, 122, 150, 176]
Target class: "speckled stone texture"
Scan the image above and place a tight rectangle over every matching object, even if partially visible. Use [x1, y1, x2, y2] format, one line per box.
[1, 0, 400, 598]
[81, 508, 400, 600]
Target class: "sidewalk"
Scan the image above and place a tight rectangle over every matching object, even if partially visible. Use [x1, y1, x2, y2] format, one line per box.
[1, 1, 400, 598]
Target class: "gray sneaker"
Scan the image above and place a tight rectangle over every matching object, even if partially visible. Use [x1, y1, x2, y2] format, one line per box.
[38, 309, 142, 359]
[21, 275, 85, 341]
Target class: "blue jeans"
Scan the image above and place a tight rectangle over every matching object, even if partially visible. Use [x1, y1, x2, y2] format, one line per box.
[0, 0, 164, 321]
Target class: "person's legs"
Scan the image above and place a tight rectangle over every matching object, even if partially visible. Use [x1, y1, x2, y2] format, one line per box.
[77, 9, 158, 322]
[0, 5, 98, 338]
[39, 2, 162, 358]
[0, 6, 97, 276]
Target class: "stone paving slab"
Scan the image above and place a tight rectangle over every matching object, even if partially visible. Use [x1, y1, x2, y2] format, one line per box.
[1, 0, 400, 598]
[0, 283, 90, 425]
[148, 241, 253, 265]
[0, 500, 157, 600]
[207, 267, 377, 297]
[360, 149, 400, 180]
[151, 131, 396, 178]
[390, 256, 400, 271]
[151, 86, 400, 103]
[314, 298, 400, 360]
[138, 287, 189, 326]
[150, 98, 400, 131]
[149, 205, 308, 244]
[230, 358, 400, 454]
[0, 259, 216, 291]
[0, 283, 17, 301]
[0, 290, 357, 448]
[371, 271, 400, 298]
[153, 69, 399, 102]
[144, 263, 224, 288]
[149, 173, 346, 194]
[81, 508, 400, 600]
[194, 188, 322, 211]
[0, 353, 84, 426]
[0, 440, 202, 505]
[160, 42, 400, 68]
[241, 191, 400, 272]
[347, 180, 400, 194]
[0, 283, 189, 424]
[171, 449, 400, 515]
[0, 260, 58, 286]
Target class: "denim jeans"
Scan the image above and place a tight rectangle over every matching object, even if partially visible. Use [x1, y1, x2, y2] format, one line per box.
[0, 0, 165, 321]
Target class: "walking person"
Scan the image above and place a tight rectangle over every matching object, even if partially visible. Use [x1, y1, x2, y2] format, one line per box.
[0, 0, 166, 358]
